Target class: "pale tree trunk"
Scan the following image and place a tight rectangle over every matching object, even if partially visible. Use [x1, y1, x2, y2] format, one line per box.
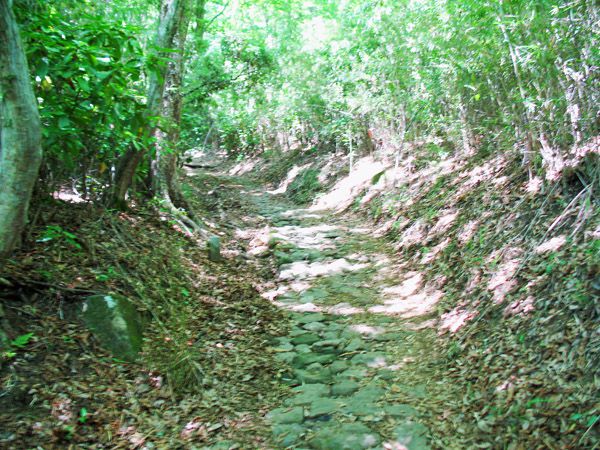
[112, 0, 188, 208]
[497, 5, 535, 177]
[0, 0, 43, 259]
[151, 0, 208, 235]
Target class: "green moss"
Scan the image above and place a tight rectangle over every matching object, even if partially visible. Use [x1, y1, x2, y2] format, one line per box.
[287, 168, 322, 204]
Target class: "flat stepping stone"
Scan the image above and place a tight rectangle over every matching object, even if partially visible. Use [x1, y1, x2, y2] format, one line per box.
[340, 385, 386, 415]
[336, 367, 368, 379]
[291, 333, 321, 345]
[392, 422, 431, 449]
[321, 330, 340, 340]
[305, 398, 339, 418]
[294, 367, 332, 384]
[272, 424, 306, 447]
[295, 344, 312, 354]
[275, 352, 296, 364]
[345, 337, 366, 352]
[303, 322, 326, 332]
[309, 423, 381, 449]
[332, 380, 360, 396]
[312, 339, 345, 353]
[296, 313, 326, 324]
[289, 383, 331, 406]
[324, 322, 345, 331]
[330, 360, 350, 374]
[266, 407, 305, 424]
[292, 352, 335, 368]
[274, 342, 294, 352]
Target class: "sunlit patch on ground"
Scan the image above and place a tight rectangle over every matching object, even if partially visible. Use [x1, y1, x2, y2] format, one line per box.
[268, 163, 310, 194]
[369, 290, 443, 317]
[438, 308, 476, 334]
[486, 247, 523, 303]
[396, 220, 427, 250]
[503, 296, 535, 316]
[420, 238, 451, 264]
[279, 258, 369, 280]
[535, 235, 566, 253]
[382, 272, 423, 298]
[325, 302, 364, 315]
[52, 189, 87, 203]
[349, 324, 386, 336]
[311, 156, 388, 211]
[272, 224, 341, 249]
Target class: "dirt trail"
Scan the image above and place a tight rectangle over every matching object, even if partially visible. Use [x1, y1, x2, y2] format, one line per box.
[232, 183, 452, 450]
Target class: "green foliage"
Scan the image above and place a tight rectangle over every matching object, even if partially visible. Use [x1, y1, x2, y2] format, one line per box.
[78, 407, 89, 424]
[17, 2, 148, 191]
[36, 225, 81, 249]
[2, 333, 34, 360]
[40, 225, 77, 247]
[287, 168, 321, 204]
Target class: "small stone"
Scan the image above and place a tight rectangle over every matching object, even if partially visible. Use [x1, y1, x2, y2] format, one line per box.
[266, 407, 305, 424]
[325, 322, 345, 331]
[377, 369, 397, 380]
[341, 397, 380, 417]
[274, 342, 294, 352]
[291, 328, 310, 336]
[82, 294, 145, 362]
[207, 236, 222, 262]
[288, 383, 331, 405]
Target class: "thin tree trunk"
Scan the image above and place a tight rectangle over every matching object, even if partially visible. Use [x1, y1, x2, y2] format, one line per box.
[151, 0, 209, 235]
[111, 0, 186, 208]
[497, 5, 535, 177]
[0, 0, 43, 259]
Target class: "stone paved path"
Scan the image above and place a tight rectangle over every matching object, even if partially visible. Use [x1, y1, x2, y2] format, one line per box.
[252, 200, 436, 449]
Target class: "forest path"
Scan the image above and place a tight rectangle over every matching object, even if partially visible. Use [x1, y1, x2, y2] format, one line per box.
[218, 176, 449, 450]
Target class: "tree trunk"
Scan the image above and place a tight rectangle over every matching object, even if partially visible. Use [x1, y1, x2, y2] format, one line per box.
[111, 0, 187, 208]
[150, 0, 209, 235]
[0, 0, 43, 260]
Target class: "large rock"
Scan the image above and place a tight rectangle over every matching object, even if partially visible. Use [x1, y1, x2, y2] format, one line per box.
[82, 294, 145, 361]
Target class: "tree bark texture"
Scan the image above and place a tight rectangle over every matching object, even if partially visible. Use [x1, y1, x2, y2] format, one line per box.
[112, 0, 187, 208]
[0, 0, 43, 259]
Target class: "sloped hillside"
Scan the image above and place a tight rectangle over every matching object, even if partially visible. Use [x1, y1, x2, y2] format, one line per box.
[256, 138, 599, 447]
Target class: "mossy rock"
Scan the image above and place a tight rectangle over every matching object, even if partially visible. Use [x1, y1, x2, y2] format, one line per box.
[82, 294, 145, 362]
